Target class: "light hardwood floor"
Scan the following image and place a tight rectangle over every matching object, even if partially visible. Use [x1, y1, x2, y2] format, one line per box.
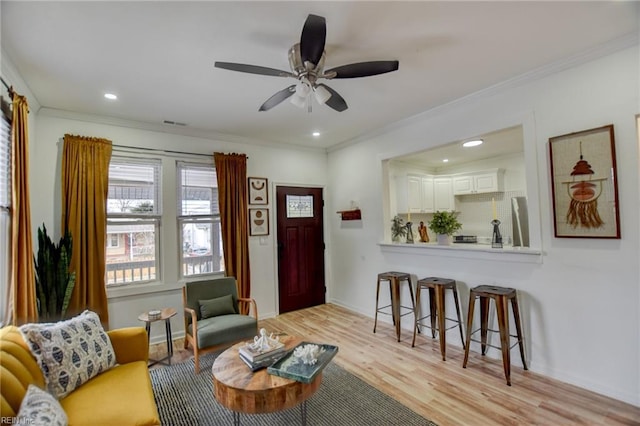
[151, 303, 640, 425]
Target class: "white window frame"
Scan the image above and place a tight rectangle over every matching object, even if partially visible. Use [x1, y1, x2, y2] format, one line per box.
[176, 161, 224, 278]
[106, 156, 162, 287]
[106, 234, 119, 248]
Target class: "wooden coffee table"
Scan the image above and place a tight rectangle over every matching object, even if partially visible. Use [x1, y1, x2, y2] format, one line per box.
[212, 336, 321, 425]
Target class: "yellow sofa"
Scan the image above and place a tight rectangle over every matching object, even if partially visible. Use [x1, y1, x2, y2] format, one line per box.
[0, 325, 161, 426]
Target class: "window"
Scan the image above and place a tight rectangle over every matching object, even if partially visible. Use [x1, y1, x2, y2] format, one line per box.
[177, 161, 223, 277]
[106, 157, 161, 286]
[106, 234, 119, 248]
[0, 97, 11, 322]
[286, 195, 313, 218]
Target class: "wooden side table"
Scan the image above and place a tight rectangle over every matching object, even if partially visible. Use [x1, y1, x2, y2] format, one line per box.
[138, 307, 177, 366]
[212, 336, 321, 425]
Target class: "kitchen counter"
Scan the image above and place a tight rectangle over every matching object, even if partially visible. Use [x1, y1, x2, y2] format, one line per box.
[379, 241, 542, 263]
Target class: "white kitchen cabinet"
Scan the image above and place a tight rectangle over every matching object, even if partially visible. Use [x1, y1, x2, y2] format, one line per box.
[433, 177, 454, 211]
[397, 174, 434, 213]
[452, 169, 504, 195]
[421, 176, 435, 212]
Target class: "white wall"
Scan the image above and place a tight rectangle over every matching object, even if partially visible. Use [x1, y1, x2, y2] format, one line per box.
[31, 114, 328, 342]
[327, 46, 640, 405]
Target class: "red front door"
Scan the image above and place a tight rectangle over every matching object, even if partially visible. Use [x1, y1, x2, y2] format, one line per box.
[276, 186, 325, 314]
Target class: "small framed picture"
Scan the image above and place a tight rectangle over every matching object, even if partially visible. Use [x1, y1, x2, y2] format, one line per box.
[248, 177, 268, 205]
[549, 124, 620, 238]
[249, 208, 269, 236]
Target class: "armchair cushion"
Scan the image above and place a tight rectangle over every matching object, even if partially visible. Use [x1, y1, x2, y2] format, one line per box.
[16, 384, 68, 426]
[199, 294, 235, 319]
[190, 314, 257, 348]
[19, 311, 116, 399]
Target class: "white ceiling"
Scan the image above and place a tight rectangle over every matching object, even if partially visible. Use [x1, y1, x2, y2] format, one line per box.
[1, 1, 637, 151]
[393, 125, 524, 170]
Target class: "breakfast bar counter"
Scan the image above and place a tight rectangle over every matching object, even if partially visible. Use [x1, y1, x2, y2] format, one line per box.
[379, 242, 542, 263]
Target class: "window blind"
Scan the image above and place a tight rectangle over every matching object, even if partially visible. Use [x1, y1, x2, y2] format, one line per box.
[0, 105, 10, 210]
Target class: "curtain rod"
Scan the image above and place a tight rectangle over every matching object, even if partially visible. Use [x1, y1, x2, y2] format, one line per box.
[112, 144, 213, 158]
[112, 144, 249, 159]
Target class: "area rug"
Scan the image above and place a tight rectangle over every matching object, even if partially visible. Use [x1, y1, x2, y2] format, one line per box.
[150, 354, 436, 425]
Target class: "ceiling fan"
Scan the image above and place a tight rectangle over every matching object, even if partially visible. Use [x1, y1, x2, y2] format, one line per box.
[214, 14, 399, 112]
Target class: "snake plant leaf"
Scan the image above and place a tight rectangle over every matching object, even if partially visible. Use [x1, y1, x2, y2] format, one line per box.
[34, 224, 75, 322]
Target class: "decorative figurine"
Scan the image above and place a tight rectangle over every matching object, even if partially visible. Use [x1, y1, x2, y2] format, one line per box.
[418, 221, 429, 243]
[250, 328, 280, 351]
[293, 343, 325, 365]
[491, 219, 503, 248]
[406, 222, 414, 243]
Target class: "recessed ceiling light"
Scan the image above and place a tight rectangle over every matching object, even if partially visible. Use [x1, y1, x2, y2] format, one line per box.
[312, 131, 320, 137]
[104, 93, 117, 100]
[442, 159, 449, 163]
[463, 139, 483, 147]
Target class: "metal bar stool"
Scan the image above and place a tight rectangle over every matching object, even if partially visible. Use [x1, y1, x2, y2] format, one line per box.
[373, 271, 415, 342]
[412, 277, 465, 361]
[462, 285, 527, 385]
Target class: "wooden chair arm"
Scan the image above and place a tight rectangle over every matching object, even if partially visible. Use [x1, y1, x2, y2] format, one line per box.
[184, 306, 198, 338]
[238, 297, 258, 320]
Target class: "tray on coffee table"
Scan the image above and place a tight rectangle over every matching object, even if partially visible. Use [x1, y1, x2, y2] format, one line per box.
[267, 342, 338, 384]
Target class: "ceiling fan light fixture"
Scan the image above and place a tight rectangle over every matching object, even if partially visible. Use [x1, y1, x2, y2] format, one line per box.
[313, 85, 331, 104]
[290, 93, 307, 108]
[295, 80, 311, 97]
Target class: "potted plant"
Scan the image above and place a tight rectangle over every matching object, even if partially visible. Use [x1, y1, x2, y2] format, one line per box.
[428, 211, 462, 245]
[34, 224, 76, 322]
[391, 215, 408, 242]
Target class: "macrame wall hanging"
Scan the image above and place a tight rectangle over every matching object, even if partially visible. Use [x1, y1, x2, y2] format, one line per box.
[563, 141, 605, 229]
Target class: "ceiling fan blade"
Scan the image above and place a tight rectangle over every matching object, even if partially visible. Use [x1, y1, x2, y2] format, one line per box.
[300, 14, 326, 67]
[215, 62, 293, 78]
[325, 61, 399, 79]
[317, 83, 348, 112]
[259, 85, 297, 111]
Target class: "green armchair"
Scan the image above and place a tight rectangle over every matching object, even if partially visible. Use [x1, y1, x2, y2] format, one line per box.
[182, 277, 258, 373]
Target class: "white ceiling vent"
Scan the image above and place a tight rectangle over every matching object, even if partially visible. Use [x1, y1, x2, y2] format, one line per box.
[163, 120, 187, 126]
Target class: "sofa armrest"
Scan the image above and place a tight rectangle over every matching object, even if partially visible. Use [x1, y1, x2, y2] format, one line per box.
[238, 297, 258, 320]
[107, 327, 149, 364]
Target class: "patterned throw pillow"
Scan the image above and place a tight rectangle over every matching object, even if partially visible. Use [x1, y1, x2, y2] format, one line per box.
[20, 310, 116, 399]
[16, 384, 68, 426]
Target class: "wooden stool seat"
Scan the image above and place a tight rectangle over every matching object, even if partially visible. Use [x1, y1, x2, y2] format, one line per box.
[462, 285, 527, 385]
[373, 271, 415, 342]
[411, 277, 465, 361]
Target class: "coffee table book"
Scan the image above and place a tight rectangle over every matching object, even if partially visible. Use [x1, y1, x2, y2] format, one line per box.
[239, 351, 287, 372]
[239, 341, 285, 362]
[267, 342, 339, 384]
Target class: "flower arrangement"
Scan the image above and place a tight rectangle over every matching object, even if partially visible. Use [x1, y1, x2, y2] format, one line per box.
[428, 210, 462, 236]
[391, 215, 408, 242]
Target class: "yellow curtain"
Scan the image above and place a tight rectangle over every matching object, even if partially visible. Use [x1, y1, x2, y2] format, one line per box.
[213, 152, 251, 312]
[61, 134, 112, 326]
[9, 92, 37, 325]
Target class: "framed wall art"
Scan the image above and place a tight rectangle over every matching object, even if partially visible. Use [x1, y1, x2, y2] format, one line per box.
[249, 208, 269, 236]
[248, 177, 268, 205]
[548, 124, 620, 238]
